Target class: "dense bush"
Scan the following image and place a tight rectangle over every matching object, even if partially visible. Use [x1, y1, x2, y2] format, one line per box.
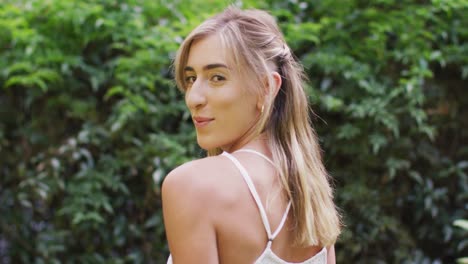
[0, 0, 466, 263]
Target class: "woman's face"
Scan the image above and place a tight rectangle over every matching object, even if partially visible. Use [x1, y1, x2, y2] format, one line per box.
[184, 34, 259, 151]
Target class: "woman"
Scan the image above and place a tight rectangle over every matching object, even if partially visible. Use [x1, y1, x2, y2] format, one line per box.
[162, 6, 341, 264]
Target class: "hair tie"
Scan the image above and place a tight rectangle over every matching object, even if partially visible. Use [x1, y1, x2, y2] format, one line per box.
[280, 43, 291, 63]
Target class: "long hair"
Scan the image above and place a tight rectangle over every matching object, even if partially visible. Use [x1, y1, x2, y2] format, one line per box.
[174, 6, 341, 247]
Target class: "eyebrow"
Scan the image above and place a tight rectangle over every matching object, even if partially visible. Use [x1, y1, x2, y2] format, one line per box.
[184, 63, 229, 72]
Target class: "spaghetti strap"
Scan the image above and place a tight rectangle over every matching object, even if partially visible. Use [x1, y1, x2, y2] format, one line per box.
[233, 149, 275, 167]
[222, 152, 273, 239]
[222, 151, 291, 242]
[271, 200, 291, 240]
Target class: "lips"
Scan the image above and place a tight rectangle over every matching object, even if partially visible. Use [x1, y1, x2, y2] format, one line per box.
[193, 116, 214, 128]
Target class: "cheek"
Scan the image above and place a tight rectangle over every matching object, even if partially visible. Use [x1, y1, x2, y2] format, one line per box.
[221, 95, 257, 125]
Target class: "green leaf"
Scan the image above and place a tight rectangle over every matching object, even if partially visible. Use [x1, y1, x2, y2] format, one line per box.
[454, 219, 468, 231]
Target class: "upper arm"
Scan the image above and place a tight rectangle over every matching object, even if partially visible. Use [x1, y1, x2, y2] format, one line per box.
[162, 165, 219, 264]
[327, 245, 336, 264]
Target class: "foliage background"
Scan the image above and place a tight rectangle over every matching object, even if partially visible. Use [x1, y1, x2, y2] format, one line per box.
[0, 0, 467, 263]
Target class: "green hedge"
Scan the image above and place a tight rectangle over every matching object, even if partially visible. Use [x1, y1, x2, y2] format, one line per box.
[1, 0, 466, 263]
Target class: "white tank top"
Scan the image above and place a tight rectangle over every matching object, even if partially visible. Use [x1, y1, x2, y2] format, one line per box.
[167, 149, 327, 264]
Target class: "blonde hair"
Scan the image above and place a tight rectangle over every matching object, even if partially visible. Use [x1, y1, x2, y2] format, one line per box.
[174, 6, 341, 247]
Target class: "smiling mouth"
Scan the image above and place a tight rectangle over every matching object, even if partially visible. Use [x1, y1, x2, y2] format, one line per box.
[193, 117, 214, 128]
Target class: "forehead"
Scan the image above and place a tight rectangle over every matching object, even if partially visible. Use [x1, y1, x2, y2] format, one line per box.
[186, 34, 230, 70]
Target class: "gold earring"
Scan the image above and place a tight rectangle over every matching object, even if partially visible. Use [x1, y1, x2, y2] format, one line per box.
[261, 105, 264, 114]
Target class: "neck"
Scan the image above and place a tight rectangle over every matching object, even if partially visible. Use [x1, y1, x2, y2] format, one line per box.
[222, 133, 270, 154]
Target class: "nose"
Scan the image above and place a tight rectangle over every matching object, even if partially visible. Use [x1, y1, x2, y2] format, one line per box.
[185, 79, 207, 110]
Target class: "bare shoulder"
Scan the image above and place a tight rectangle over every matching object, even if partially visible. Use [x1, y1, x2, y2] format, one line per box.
[162, 154, 238, 211]
[162, 155, 234, 263]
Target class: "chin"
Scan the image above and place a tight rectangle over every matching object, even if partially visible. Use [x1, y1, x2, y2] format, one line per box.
[197, 138, 217, 151]
[197, 137, 229, 152]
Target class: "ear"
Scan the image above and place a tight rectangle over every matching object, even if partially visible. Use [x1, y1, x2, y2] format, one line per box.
[271, 71, 282, 98]
[257, 71, 282, 111]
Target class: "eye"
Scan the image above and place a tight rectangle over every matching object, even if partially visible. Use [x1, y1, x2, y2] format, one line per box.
[185, 76, 196, 86]
[210, 74, 226, 83]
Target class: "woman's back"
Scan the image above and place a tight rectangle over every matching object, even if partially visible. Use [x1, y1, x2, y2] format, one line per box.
[217, 150, 326, 263]
[163, 146, 327, 263]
